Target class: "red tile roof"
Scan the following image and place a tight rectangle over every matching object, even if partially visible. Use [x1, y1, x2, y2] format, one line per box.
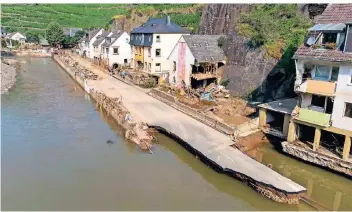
[293, 45, 352, 62]
[314, 4, 352, 24]
[294, 4, 352, 62]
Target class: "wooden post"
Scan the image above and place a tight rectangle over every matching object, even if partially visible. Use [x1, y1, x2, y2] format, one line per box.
[287, 121, 296, 142]
[342, 136, 351, 161]
[313, 128, 321, 151]
[259, 108, 267, 127]
[282, 114, 291, 136]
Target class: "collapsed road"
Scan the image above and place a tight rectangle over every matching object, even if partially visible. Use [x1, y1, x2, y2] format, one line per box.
[53, 52, 307, 204]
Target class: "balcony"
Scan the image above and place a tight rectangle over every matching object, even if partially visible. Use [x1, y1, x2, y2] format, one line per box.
[294, 107, 331, 127]
[296, 79, 336, 96]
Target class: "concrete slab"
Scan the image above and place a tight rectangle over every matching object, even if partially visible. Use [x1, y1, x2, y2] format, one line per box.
[258, 98, 297, 114]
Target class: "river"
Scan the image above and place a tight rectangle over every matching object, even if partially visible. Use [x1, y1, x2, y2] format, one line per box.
[1, 57, 351, 210]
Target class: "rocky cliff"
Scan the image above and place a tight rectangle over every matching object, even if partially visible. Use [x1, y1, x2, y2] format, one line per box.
[198, 4, 327, 102]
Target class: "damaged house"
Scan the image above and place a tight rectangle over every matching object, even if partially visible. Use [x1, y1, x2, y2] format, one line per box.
[168, 35, 226, 89]
[258, 4, 352, 176]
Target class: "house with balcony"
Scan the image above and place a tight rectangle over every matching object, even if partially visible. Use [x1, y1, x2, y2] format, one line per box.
[288, 4, 352, 167]
[101, 31, 131, 70]
[258, 5, 352, 175]
[129, 16, 190, 81]
[167, 35, 226, 88]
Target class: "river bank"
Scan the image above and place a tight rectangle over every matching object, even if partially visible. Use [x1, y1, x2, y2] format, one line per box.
[54, 52, 307, 204]
[1, 59, 18, 94]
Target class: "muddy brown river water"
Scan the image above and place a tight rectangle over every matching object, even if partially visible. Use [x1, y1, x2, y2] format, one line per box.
[1, 57, 351, 210]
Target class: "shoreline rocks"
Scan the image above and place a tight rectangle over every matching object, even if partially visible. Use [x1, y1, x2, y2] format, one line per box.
[1, 60, 18, 94]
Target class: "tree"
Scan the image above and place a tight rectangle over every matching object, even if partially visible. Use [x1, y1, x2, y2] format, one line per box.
[46, 22, 65, 47]
[71, 30, 86, 44]
[26, 30, 40, 44]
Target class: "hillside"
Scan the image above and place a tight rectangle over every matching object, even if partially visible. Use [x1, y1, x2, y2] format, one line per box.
[1, 4, 203, 34]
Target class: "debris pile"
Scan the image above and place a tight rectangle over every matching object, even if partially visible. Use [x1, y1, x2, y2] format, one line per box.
[1, 60, 17, 94]
[111, 68, 156, 88]
[58, 53, 98, 80]
[157, 83, 256, 126]
[91, 89, 154, 152]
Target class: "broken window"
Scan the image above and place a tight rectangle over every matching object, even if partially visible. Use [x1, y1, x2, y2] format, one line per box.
[311, 95, 326, 111]
[325, 97, 334, 114]
[156, 35, 160, 42]
[323, 33, 337, 44]
[156, 49, 161, 57]
[113, 47, 119, 55]
[314, 65, 330, 81]
[331, 67, 339, 82]
[344, 103, 352, 118]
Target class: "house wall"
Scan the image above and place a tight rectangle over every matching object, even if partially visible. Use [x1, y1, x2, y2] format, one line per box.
[108, 32, 131, 67]
[331, 65, 352, 131]
[168, 36, 194, 87]
[149, 33, 188, 74]
[88, 29, 103, 59]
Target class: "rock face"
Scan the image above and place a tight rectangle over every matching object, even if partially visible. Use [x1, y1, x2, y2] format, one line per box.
[198, 4, 327, 101]
[1, 60, 17, 94]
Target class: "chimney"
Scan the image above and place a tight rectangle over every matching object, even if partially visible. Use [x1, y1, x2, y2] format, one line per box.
[166, 15, 170, 25]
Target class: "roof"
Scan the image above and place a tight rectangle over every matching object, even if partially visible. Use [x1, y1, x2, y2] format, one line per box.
[294, 4, 352, 62]
[308, 23, 346, 32]
[182, 35, 226, 62]
[92, 31, 111, 46]
[88, 29, 102, 42]
[7, 32, 17, 38]
[102, 31, 124, 47]
[63, 28, 83, 37]
[131, 17, 190, 34]
[292, 44, 352, 62]
[314, 4, 352, 24]
[258, 98, 297, 115]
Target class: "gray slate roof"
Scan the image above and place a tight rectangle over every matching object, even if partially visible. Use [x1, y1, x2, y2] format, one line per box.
[92, 31, 111, 46]
[7, 32, 17, 38]
[131, 17, 190, 34]
[102, 31, 124, 47]
[183, 35, 226, 63]
[88, 29, 102, 42]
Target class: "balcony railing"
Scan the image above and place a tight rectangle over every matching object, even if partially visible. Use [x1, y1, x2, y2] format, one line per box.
[296, 79, 336, 96]
[294, 107, 331, 127]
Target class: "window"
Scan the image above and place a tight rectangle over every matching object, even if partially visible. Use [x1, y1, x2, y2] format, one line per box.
[173, 61, 176, 71]
[155, 63, 161, 72]
[314, 65, 330, 81]
[131, 35, 134, 40]
[311, 95, 326, 108]
[323, 33, 337, 44]
[350, 69, 352, 84]
[139, 35, 142, 41]
[149, 35, 151, 42]
[126, 38, 129, 43]
[344, 103, 352, 118]
[124, 59, 128, 64]
[156, 35, 160, 42]
[156, 49, 161, 57]
[148, 63, 151, 71]
[113, 47, 119, 55]
[148, 48, 151, 57]
[331, 67, 339, 82]
[106, 48, 109, 54]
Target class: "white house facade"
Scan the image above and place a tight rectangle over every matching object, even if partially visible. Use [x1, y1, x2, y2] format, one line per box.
[101, 31, 131, 69]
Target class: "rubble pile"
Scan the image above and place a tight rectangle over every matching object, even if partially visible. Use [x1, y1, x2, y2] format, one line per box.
[91, 89, 154, 152]
[58, 53, 98, 80]
[1, 60, 17, 94]
[157, 83, 256, 126]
